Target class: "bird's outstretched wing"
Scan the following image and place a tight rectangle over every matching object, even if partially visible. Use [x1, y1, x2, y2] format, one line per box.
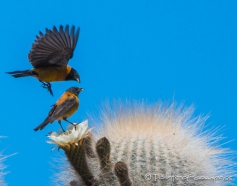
[48, 97, 77, 122]
[28, 25, 80, 68]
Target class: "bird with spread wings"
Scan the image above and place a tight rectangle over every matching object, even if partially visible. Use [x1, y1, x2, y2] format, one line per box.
[7, 25, 81, 96]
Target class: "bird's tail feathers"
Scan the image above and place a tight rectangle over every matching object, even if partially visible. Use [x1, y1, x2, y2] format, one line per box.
[6, 70, 37, 78]
[34, 118, 50, 131]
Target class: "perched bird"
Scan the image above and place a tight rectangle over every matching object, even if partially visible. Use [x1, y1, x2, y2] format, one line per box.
[34, 87, 84, 131]
[6, 25, 80, 96]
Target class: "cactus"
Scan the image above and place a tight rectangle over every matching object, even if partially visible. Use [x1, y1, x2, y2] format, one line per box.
[0, 152, 7, 186]
[49, 101, 235, 186]
[0, 137, 15, 186]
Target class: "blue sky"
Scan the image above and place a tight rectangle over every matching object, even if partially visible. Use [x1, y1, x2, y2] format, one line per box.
[0, 0, 237, 185]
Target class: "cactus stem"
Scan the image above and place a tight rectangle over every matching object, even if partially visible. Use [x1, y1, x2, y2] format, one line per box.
[63, 141, 99, 186]
[114, 161, 132, 186]
[83, 132, 97, 158]
[96, 137, 112, 169]
[96, 137, 118, 184]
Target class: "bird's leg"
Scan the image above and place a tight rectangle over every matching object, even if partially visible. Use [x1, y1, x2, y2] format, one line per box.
[64, 118, 77, 129]
[63, 118, 74, 124]
[39, 81, 54, 96]
[47, 83, 54, 96]
[58, 120, 65, 132]
[40, 80, 48, 88]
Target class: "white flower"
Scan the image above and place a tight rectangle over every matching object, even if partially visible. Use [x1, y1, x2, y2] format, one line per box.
[47, 120, 91, 148]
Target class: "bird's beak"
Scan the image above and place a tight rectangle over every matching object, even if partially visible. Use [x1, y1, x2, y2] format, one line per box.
[76, 78, 80, 83]
[80, 88, 84, 91]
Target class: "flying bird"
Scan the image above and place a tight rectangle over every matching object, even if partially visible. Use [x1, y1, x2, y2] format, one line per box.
[34, 87, 84, 131]
[7, 25, 80, 96]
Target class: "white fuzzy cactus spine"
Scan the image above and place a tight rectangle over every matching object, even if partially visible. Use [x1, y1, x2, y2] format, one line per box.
[0, 153, 7, 186]
[50, 101, 235, 186]
[0, 137, 12, 186]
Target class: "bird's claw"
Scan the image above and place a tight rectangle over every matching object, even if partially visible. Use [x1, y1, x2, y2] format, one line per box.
[41, 83, 47, 88]
[40, 82, 54, 96]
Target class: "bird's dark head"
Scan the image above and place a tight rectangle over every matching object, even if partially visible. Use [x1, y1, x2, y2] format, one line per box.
[66, 68, 80, 83]
[66, 87, 84, 96]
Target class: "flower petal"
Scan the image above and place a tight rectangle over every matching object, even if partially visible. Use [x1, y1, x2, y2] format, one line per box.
[47, 120, 90, 147]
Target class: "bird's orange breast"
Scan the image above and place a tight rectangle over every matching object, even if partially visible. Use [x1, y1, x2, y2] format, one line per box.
[32, 66, 71, 82]
[56, 92, 79, 121]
